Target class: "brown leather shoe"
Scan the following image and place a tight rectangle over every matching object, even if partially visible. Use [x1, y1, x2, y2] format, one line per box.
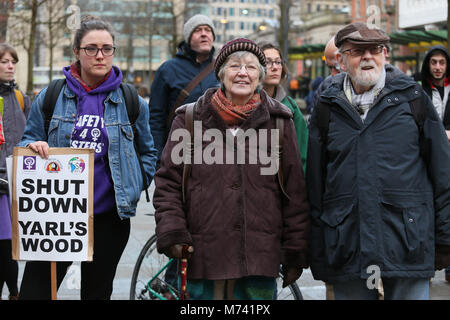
[9, 294, 19, 300]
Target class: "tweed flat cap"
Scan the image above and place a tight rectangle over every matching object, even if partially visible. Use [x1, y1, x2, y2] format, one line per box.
[214, 38, 266, 79]
[335, 22, 390, 48]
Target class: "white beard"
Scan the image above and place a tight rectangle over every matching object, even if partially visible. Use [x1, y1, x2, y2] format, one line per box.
[347, 57, 385, 88]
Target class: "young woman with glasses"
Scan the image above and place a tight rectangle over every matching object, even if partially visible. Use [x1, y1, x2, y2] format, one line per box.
[260, 43, 308, 173]
[17, 15, 157, 300]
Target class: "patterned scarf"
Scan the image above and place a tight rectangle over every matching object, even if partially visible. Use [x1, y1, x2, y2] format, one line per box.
[211, 88, 261, 127]
[344, 67, 386, 121]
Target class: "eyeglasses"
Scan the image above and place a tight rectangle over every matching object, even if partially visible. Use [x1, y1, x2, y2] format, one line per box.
[226, 63, 259, 74]
[341, 45, 384, 57]
[79, 46, 116, 57]
[266, 60, 282, 68]
[327, 63, 340, 72]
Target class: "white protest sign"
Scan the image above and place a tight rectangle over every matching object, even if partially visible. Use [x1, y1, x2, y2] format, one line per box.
[11, 147, 94, 262]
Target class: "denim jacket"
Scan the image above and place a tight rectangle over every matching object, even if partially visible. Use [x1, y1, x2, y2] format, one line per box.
[18, 84, 158, 219]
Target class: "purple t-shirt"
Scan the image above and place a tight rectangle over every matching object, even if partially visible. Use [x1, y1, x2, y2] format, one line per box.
[63, 65, 123, 215]
[0, 194, 11, 240]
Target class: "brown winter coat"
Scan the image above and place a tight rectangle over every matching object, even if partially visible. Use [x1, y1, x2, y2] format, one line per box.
[153, 88, 310, 280]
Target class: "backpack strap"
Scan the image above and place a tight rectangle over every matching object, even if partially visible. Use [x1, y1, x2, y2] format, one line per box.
[14, 89, 24, 112]
[276, 116, 290, 200]
[120, 83, 139, 129]
[120, 83, 150, 202]
[166, 59, 215, 135]
[43, 79, 65, 136]
[408, 85, 427, 161]
[182, 103, 195, 204]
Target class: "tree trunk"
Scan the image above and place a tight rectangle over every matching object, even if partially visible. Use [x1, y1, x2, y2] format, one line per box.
[148, 0, 154, 88]
[26, 0, 38, 96]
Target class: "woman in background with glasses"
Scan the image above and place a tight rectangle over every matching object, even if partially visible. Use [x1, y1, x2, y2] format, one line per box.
[17, 15, 157, 300]
[260, 43, 308, 173]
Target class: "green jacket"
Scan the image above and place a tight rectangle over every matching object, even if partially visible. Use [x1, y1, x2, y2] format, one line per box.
[273, 85, 308, 172]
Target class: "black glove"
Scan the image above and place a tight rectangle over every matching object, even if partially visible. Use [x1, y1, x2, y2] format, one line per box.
[435, 245, 450, 270]
[281, 266, 303, 288]
[163, 244, 194, 259]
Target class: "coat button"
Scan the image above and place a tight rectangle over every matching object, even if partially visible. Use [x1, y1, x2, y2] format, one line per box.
[234, 224, 241, 231]
[65, 134, 70, 139]
[387, 98, 392, 103]
[408, 218, 414, 223]
[231, 183, 240, 189]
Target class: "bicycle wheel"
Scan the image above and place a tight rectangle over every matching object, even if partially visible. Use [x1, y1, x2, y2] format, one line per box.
[130, 234, 303, 300]
[130, 234, 177, 300]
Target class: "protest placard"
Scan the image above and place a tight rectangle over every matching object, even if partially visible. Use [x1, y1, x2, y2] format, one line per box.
[11, 147, 94, 262]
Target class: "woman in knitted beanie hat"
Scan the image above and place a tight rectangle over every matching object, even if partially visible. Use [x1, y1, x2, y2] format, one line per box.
[154, 38, 310, 300]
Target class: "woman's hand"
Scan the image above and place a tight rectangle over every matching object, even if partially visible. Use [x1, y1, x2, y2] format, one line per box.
[163, 244, 194, 259]
[281, 266, 303, 288]
[28, 141, 50, 159]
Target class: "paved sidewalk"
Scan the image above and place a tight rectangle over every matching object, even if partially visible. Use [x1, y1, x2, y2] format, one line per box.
[2, 184, 449, 300]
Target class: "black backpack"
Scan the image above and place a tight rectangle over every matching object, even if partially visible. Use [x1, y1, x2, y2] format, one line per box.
[42, 79, 150, 202]
[315, 84, 427, 190]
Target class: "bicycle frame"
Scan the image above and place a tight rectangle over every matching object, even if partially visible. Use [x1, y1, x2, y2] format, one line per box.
[143, 258, 179, 300]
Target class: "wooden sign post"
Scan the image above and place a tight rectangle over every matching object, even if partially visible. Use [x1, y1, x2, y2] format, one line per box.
[10, 147, 94, 300]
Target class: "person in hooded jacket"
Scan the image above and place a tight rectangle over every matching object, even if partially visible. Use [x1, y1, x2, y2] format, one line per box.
[260, 43, 308, 173]
[149, 15, 219, 161]
[0, 43, 31, 300]
[420, 45, 450, 142]
[17, 15, 157, 300]
[420, 45, 450, 282]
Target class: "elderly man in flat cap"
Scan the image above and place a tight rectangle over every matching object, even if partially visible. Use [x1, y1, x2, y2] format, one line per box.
[306, 22, 450, 300]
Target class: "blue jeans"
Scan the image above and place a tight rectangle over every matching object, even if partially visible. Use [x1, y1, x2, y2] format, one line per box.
[333, 278, 429, 300]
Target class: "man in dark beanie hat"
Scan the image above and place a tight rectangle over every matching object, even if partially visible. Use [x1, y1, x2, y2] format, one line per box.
[149, 14, 219, 161]
[307, 22, 450, 300]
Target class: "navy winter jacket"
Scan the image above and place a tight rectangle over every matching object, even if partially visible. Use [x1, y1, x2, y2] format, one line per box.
[148, 42, 219, 158]
[306, 64, 450, 283]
